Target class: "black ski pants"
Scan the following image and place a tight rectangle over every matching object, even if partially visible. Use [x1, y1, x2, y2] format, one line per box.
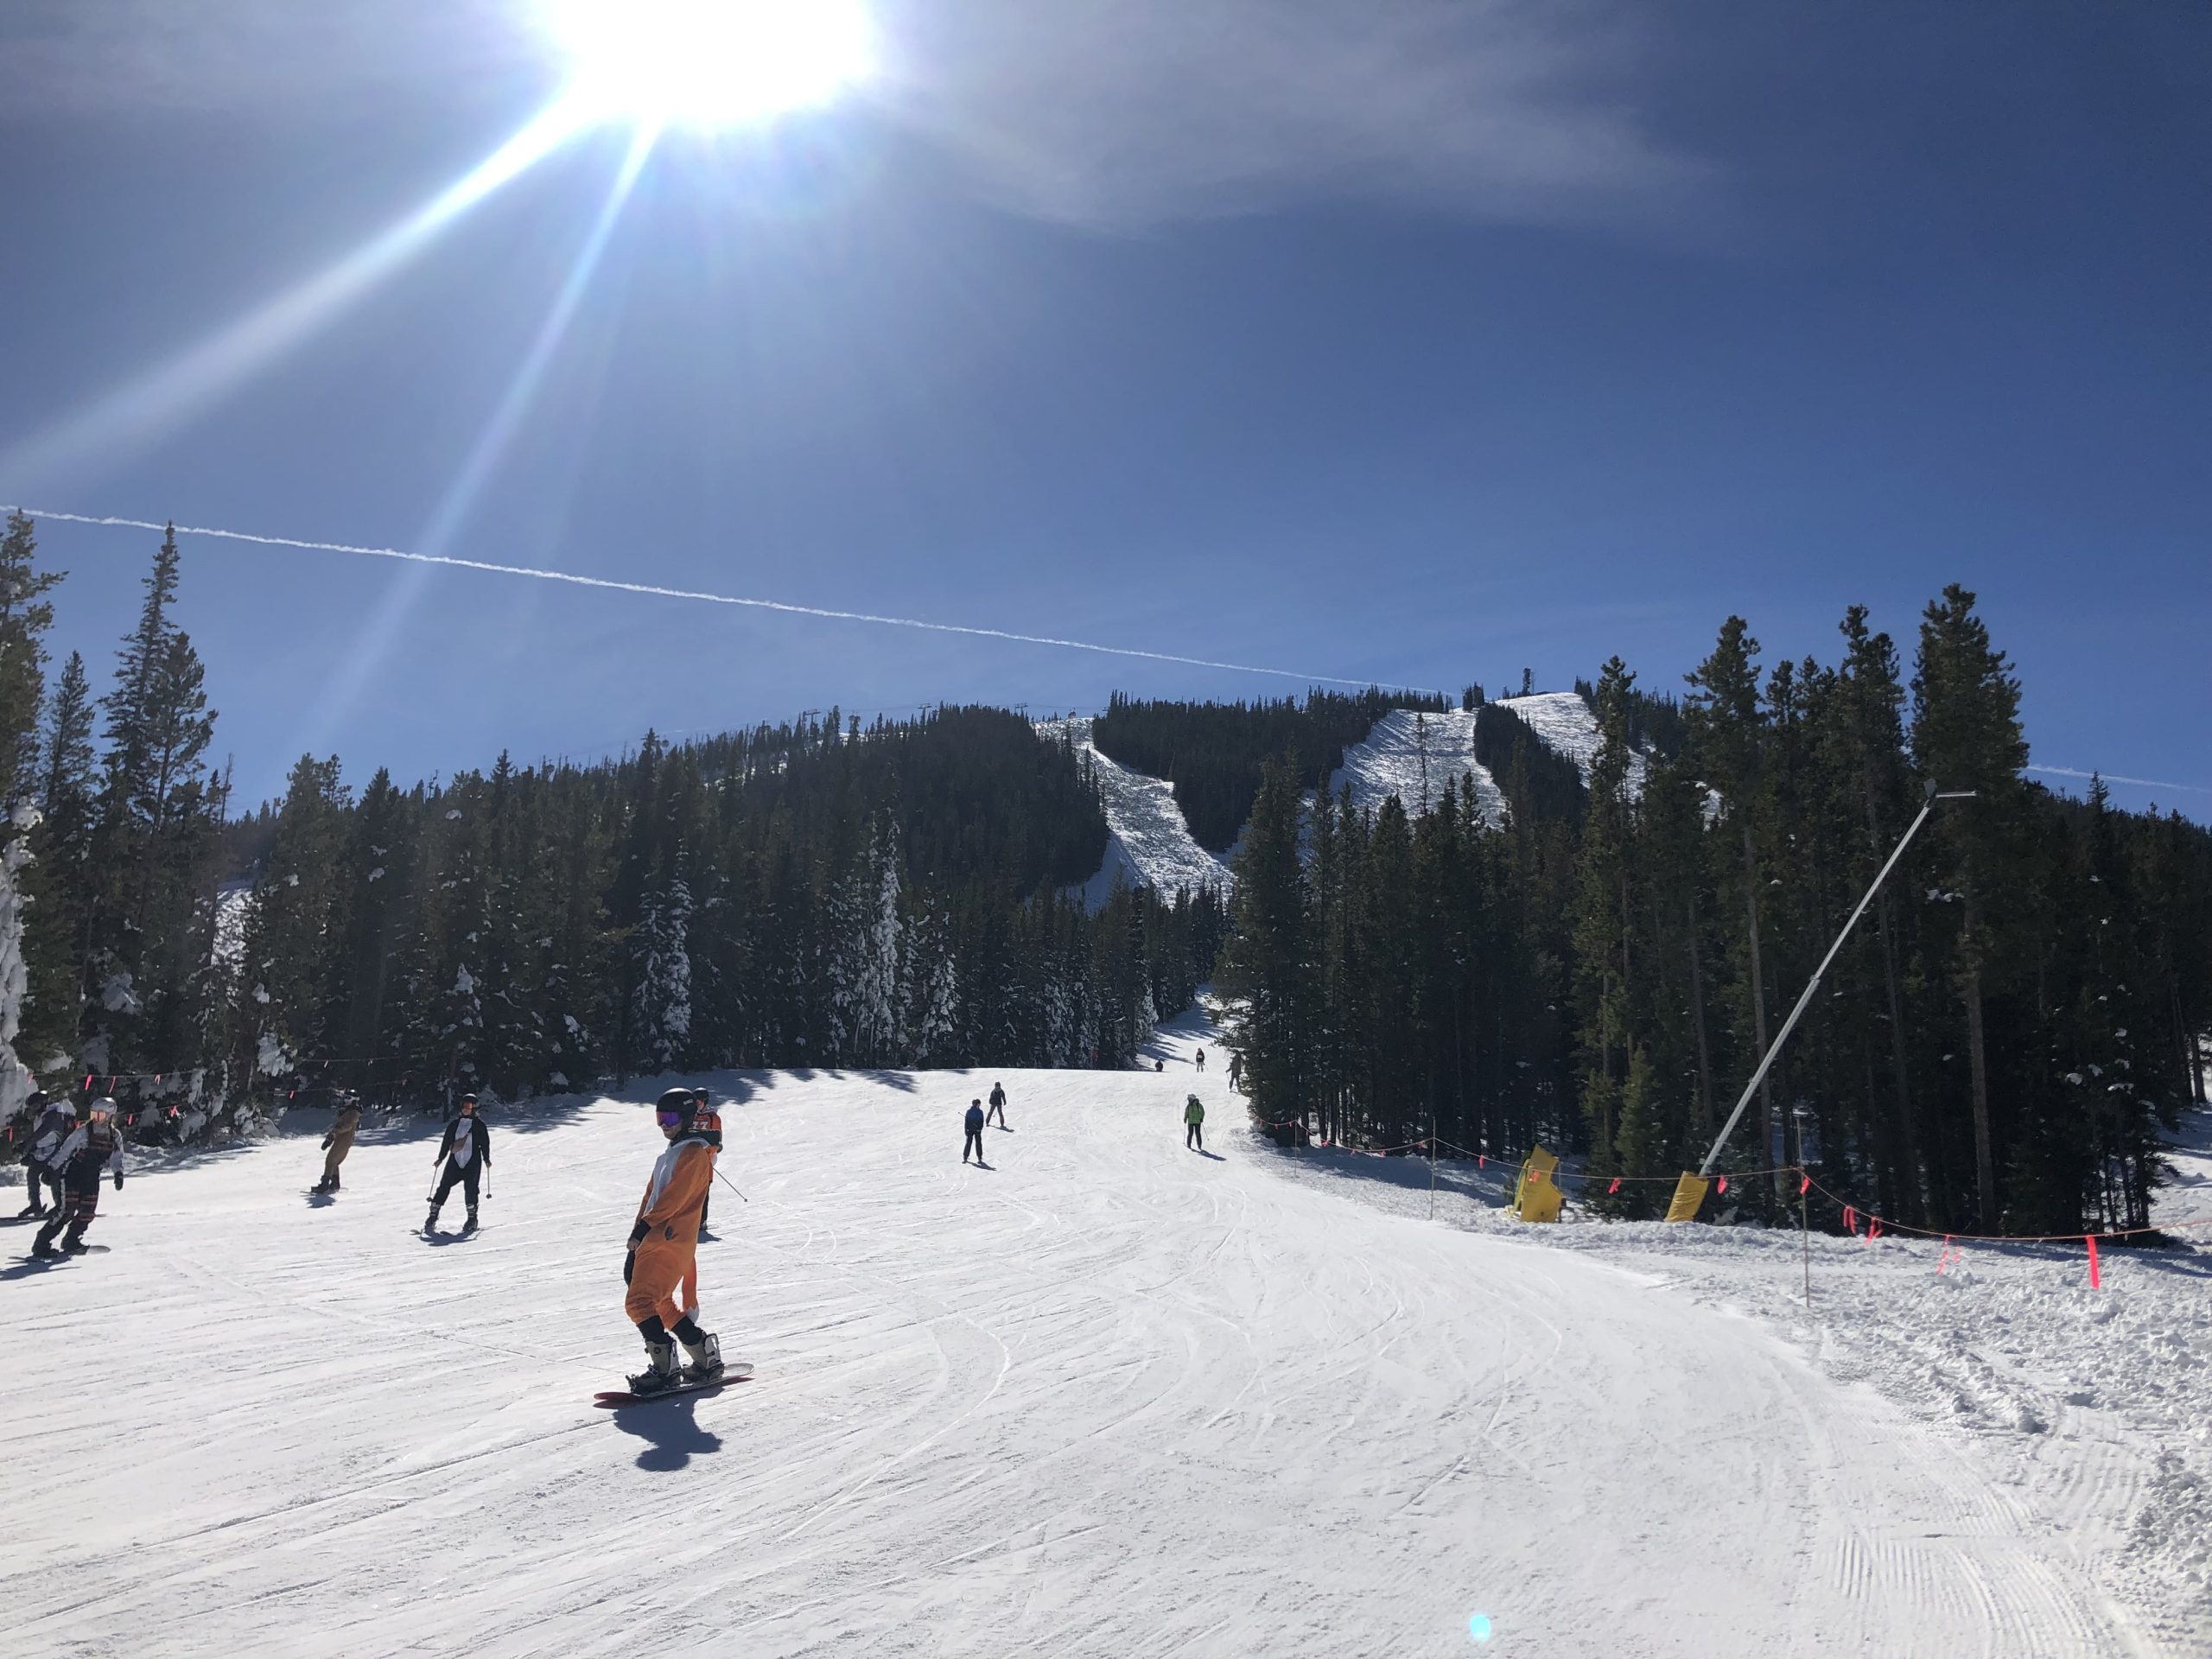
[430, 1158, 481, 1211]
[963, 1128, 984, 1162]
[1185, 1122, 1203, 1150]
[34, 1175, 100, 1250]
[985, 1102, 1007, 1128]
[22, 1157, 63, 1214]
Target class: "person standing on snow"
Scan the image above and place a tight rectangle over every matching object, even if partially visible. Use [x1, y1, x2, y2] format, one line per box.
[985, 1082, 1009, 1128]
[31, 1098, 125, 1257]
[1184, 1094, 1205, 1151]
[963, 1099, 987, 1165]
[1195, 1048, 1206, 1072]
[424, 1093, 490, 1234]
[622, 1087, 725, 1395]
[314, 1092, 361, 1194]
[692, 1093, 722, 1239]
[1226, 1052, 1243, 1093]
[18, 1092, 73, 1217]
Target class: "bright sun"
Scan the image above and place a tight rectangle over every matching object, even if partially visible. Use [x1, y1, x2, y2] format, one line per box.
[544, 0, 874, 130]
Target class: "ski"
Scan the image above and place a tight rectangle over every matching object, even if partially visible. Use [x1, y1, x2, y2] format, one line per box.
[594, 1362, 753, 1406]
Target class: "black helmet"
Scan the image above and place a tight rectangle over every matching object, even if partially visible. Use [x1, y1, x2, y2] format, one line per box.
[25, 1090, 48, 1111]
[654, 1087, 699, 1130]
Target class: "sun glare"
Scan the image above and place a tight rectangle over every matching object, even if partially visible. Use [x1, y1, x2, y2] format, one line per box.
[546, 0, 874, 130]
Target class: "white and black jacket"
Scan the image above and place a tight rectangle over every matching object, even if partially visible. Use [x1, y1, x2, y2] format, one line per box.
[436, 1115, 492, 1171]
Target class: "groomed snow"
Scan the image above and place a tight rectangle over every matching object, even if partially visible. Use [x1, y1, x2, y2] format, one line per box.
[1327, 709, 1508, 826]
[1040, 716, 1232, 909]
[3, 1024, 2193, 1656]
[1496, 690, 1650, 798]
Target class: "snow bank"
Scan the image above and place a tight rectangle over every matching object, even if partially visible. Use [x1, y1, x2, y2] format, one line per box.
[1497, 690, 1652, 796]
[1, 1051, 2184, 1656]
[1326, 708, 1507, 825]
[1040, 716, 1232, 910]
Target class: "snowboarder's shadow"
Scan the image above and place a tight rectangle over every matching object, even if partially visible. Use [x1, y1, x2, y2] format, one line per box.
[419, 1230, 479, 1245]
[305, 1192, 335, 1209]
[1193, 1150, 1226, 1162]
[611, 1397, 722, 1471]
[967, 1160, 994, 1170]
[1, 1258, 60, 1282]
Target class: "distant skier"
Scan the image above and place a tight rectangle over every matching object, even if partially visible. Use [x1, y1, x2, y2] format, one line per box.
[31, 1098, 124, 1257]
[18, 1091, 73, 1217]
[424, 1094, 490, 1234]
[985, 1082, 1008, 1128]
[963, 1100, 987, 1165]
[314, 1092, 361, 1194]
[1195, 1049, 1205, 1072]
[1184, 1094, 1205, 1151]
[1154, 1058, 1165, 1073]
[1227, 1052, 1243, 1092]
[622, 1088, 724, 1395]
[693, 1093, 722, 1238]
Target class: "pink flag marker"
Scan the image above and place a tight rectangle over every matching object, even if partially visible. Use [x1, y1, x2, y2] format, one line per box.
[2086, 1235, 2101, 1290]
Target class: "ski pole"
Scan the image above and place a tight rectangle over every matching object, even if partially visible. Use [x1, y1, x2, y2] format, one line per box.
[715, 1166, 749, 1204]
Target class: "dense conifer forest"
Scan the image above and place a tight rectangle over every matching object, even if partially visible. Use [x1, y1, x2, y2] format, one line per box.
[1218, 602, 2212, 1235]
[0, 517, 1224, 1131]
[2, 512, 2206, 1239]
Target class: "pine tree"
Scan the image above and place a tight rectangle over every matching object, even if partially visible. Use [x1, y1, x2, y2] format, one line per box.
[0, 510, 65, 811]
[1217, 760, 1314, 1131]
[1910, 584, 2028, 1226]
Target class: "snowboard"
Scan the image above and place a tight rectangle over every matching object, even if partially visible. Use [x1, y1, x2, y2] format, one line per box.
[22, 1245, 110, 1262]
[594, 1362, 753, 1407]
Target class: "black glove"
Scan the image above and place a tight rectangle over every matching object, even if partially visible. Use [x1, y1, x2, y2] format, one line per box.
[320, 1137, 332, 1151]
[622, 1249, 635, 1285]
[628, 1218, 650, 1248]
[112, 1171, 124, 1191]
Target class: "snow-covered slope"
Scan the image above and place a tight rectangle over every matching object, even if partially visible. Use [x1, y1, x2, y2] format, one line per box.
[1325, 708, 1508, 825]
[3, 1046, 2188, 1657]
[1496, 690, 1650, 797]
[1041, 716, 1232, 908]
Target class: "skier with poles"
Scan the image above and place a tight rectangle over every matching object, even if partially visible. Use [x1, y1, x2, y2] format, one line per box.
[985, 1081, 1009, 1128]
[314, 1091, 360, 1194]
[17, 1091, 73, 1218]
[963, 1099, 988, 1165]
[423, 1093, 490, 1235]
[31, 1098, 124, 1258]
[1195, 1048, 1205, 1072]
[1227, 1052, 1243, 1093]
[1184, 1094, 1205, 1152]
[620, 1088, 726, 1396]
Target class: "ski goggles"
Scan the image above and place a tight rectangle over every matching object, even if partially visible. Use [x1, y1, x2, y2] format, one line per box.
[656, 1109, 688, 1128]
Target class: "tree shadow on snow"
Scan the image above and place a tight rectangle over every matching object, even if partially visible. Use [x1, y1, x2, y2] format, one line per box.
[611, 1397, 723, 1471]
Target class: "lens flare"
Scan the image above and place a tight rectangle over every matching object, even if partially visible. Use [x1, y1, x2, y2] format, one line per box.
[545, 0, 874, 130]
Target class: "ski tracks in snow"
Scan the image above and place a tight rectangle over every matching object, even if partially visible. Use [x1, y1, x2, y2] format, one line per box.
[0, 1066, 2163, 1657]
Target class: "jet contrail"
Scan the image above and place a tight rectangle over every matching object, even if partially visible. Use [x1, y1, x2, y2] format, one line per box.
[2026, 765, 2209, 797]
[8, 507, 1419, 693]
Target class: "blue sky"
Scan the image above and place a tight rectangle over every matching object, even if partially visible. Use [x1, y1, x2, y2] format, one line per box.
[2, 0, 2206, 814]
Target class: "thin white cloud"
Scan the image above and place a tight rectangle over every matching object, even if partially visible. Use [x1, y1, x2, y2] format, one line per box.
[871, 0, 1703, 230]
[0, 1, 536, 116]
[6, 2, 1703, 231]
[11, 507, 1422, 692]
[2027, 766, 2209, 797]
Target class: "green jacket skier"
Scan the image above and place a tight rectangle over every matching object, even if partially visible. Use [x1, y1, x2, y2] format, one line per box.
[1184, 1095, 1205, 1151]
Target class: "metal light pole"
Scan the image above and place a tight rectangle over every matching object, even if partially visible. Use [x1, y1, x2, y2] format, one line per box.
[1692, 781, 1975, 1183]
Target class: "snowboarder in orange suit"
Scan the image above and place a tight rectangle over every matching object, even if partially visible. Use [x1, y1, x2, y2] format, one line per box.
[622, 1087, 724, 1395]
